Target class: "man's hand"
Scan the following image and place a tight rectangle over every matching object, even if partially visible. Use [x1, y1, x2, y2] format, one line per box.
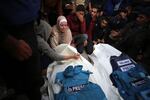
[3, 35, 32, 61]
[14, 40, 32, 61]
[72, 53, 80, 59]
[64, 53, 80, 60]
[76, 12, 85, 23]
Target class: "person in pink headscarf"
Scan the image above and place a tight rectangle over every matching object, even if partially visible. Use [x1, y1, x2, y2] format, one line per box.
[49, 16, 73, 48]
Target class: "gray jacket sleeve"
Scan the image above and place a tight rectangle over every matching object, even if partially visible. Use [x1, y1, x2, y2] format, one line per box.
[37, 35, 65, 61]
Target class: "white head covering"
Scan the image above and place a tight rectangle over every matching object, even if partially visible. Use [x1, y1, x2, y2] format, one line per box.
[50, 16, 72, 48]
[57, 16, 67, 27]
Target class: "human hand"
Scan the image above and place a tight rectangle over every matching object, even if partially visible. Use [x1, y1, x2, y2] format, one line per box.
[93, 41, 97, 45]
[76, 12, 85, 23]
[72, 53, 80, 59]
[13, 40, 32, 61]
[97, 39, 104, 43]
[3, 35, 32, 61]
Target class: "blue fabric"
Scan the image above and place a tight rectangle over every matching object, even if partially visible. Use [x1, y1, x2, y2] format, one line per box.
[55, 65, 92, 87]
[0, 0, 40, 25]
[103, 0, 114, 16]
[103, 0, 132, 16]
[110, 53, 150, 100]
[55, 82, 107, 100]
[55, 65, 107, 100]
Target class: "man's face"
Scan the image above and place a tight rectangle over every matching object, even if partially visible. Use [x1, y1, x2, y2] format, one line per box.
[100, 19, 108, 28]
[120, 12, 127, 19]
[110, 29, 120, 37]
[136, 14, 147, 24]
[90, 8, 98, 18]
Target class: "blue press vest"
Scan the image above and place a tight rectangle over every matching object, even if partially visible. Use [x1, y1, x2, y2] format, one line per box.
[55, 65, 107, 100]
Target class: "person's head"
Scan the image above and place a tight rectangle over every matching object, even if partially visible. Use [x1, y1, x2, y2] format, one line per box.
[74, 34, 88, 46]
[125, 5, 133, 15]
[75, 4, 86, 18]
[110, 29, 121, 38]
[57, 16, 68, 32]
[90, 5, 99, 18]
[99, 17, 109, 28]
[110, 25, 121, 38]
[118, 9, 128, 19]
[73, 34, 88, 54]
[136, 8, 149, 25]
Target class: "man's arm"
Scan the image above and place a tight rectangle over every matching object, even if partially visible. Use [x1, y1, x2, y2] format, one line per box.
[0, 28, 32, 61]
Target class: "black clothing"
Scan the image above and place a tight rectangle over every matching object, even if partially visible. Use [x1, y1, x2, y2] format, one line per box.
[0, 22, 43, 100]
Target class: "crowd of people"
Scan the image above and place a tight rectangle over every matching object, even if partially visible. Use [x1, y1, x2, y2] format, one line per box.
[0, 0, 149, 100]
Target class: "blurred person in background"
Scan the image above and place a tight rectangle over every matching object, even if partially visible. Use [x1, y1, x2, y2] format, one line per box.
[0, 0, 43, 100]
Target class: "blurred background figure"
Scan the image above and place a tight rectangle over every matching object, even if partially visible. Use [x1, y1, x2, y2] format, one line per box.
[67, 4, 86, 37]
[0, 0, 43, 100]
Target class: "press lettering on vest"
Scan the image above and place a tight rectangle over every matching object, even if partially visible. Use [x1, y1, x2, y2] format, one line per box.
[67, 84, 85, 93]
[131, 78, 146, 87]
[120, 64, 135, 72]
[117, 59, 132, 66]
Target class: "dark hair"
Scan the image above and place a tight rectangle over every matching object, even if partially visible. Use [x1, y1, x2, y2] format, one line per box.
[135, 6, 150, 17]
[98, 16, 109, 23]
[74, 34, 88, 46]
[76, 40, 94, 54]
[119, 9, 128, 14]
[85, 40, 94, 55]
[139, 7, 150, 17]
[91, 4, 99, 10]
[76, 44, 84, 54]
[76, 4, 86, 12]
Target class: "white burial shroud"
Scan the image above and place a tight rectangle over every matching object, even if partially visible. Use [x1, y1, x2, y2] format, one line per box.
[47, 43, 122, 100]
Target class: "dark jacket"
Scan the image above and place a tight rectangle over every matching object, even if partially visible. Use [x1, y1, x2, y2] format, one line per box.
[0, 0, 41, 43]
[119, 22, 149, 60]
[93, 25, 110, 41]
[0, 0, 40, 25]
[85, 13, 99, 40]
